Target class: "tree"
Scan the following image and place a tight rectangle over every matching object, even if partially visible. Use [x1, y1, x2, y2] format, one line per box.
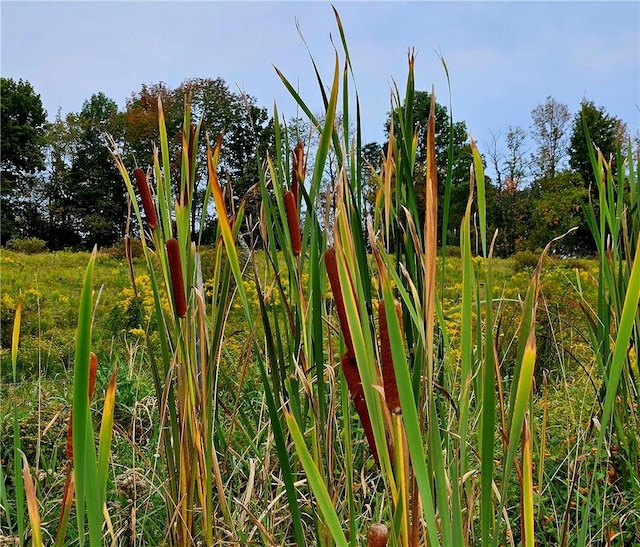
[361, 141, 383, 220]
[39, 110, 83, 248]
[569, 99, 626, 189]
[0, 78, 47, 242]
[486, 126, 529, 255]
[530, 96, 571, 180]
[527, 171, 588, 254]
[68, 93, 127, 248]
[386, 90, 473, 244]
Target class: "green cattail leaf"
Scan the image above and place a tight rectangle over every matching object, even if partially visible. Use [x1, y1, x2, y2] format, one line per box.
[521, 416, 535, 547]
[470, 138, 487, 257]
[97, 370, 117, 504]
[285, 413, 349, 547]
[72, 247, 102, 546]
[504, 329, 537, 488]
[597, 235, 640, 447]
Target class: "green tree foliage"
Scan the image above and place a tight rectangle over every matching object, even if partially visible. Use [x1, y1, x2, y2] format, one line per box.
[361, 141, 383, 219]
[40, 111, 83, 248]
[0, 78, 47, 242]
[569, 99, 626, 188]
[487, 126, 530, 255]
[527, 171, 588, 254]
[68, 93, 127, 248]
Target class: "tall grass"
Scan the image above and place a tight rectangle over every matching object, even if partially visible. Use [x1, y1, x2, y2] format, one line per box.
[221, 10, 640, 546]
[2, 8, 638, 546]
[1, 250, 118, 546]
[578, 130, 640, 544]
[110, 99, 246, 545]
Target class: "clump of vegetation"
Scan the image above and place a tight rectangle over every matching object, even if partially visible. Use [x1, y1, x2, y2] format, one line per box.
[512, 249, 543, 271]
[6, 237, 47, 254]
[1, 9, 638, 547]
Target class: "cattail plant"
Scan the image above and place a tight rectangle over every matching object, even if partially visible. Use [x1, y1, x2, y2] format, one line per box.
[378, 299, 401, 414]
[269, 11, 560, 547]
[324, 247, 355, 357]
[367, 523, 389, 547]
[166, 237, 187, 318]
[341, 352, 379, 464]
[284, 190, 302, 257]
[133, 167, 158, 230]
[291, 140, 305, 204]
[111, 96, 248, 545]
[64, 352, 98, 461]
[577, 131, 640, 544]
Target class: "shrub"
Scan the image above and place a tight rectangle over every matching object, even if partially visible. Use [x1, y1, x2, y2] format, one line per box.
[511, 249, 541, 271]
[442, 245, 462, 257]
[102, 238, 144, 259]
[6, 237, 47, 254]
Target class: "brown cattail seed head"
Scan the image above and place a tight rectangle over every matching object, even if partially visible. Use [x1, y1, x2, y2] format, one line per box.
[166, 238, 187, 318]
[366, 523, 389, 547]
[378, 300, 402, 414]
[341, 353, 379, 465]
[133, 168, 158, 230]
[325, 247, 355, 357]
[284, 190, 302, 257]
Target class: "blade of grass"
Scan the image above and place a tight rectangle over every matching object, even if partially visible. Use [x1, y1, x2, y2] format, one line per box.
[11, 297, 24, 542]
[97, 369, 117, 504]
[285, 412, 349, 547]
[20, 451, 42, 547]
[72, 246, 101, 546]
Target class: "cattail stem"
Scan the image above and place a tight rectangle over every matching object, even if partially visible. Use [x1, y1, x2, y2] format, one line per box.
[284, 191, 302, 257]
[379, 299, 402, 414]
[166, 238, 187, 318]
[325, 247, 355, 357]
[133, 168, 158, 230]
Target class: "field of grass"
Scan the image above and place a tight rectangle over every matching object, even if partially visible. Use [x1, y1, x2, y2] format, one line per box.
[2, 12, 638, 547]
[2, 246, 627, 545]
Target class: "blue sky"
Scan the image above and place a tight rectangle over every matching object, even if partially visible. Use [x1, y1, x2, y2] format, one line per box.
[2, 1, 639, 159]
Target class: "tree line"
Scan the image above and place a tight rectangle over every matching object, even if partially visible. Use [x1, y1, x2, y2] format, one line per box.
[1, 75, 632, 255]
